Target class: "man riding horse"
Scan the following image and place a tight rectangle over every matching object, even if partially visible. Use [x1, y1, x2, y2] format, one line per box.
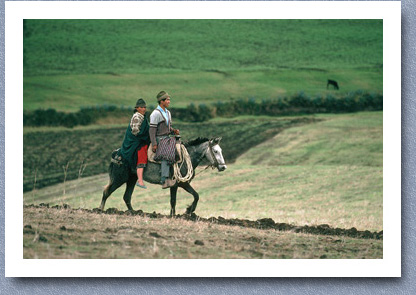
[149, 91, 180, 189]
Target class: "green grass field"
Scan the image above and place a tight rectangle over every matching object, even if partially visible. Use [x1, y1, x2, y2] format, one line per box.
[23, 69, 382, 111]
[24, 19, 382, 111]
[24, 19, 383, 75]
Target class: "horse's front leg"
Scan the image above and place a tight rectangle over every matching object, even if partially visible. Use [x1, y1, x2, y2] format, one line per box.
[170, 186, 178, 216]
[181, 182, 199, 214]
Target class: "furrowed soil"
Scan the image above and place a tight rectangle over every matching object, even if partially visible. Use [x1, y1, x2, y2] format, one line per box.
[23, 205, 382, 259]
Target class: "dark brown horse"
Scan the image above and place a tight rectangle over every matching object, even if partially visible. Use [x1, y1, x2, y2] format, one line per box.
[100, 137, 227, 215]
[327, 79, 339, 90]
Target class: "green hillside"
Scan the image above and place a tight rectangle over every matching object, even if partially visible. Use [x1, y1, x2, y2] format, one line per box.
[24, 112, 383, 231]
[23, 19, 383, 111]
[24, 19, 383, 75]
[236, 112, 382, 167]
[23, 115, 317, 192]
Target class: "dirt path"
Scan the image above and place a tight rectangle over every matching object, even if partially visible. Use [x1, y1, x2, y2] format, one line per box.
[27, 204, 383, 240]
[23, 204, 383, 259]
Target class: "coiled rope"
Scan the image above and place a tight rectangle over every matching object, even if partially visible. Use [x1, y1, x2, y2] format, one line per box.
[172, 144, 194, 183]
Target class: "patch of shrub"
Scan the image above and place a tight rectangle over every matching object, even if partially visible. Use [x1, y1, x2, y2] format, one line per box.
[24, 105, 132, 128]
[181, 103, 214, 122]
[23, 91, 383, 127]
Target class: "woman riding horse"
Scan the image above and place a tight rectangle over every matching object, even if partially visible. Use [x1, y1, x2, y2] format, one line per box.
[117, 98, 150, 189]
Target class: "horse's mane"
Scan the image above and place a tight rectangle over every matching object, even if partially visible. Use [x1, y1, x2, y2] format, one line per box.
[183, 137, 210, 147]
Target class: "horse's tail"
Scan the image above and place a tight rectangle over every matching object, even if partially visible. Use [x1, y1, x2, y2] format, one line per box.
[104, 161, 114, 195]
[106, 148, 121, 187]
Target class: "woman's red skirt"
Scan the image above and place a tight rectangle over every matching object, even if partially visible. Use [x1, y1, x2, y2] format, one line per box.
[137, 145, 148, 166]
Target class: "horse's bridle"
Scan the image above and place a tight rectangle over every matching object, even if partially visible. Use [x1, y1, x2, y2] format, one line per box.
[207, 141, 226, 169]
[193, 140, 226, 176]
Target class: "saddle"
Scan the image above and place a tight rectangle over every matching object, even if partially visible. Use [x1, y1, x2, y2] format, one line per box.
[148, 142, 183, 164]
[110, 149, 123, 166]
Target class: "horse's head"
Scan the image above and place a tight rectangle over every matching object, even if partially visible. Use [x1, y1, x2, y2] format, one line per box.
[206, 137, 227, 172]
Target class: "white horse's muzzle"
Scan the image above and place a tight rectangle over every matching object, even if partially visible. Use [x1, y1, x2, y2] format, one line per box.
[218, 165, 227, 172]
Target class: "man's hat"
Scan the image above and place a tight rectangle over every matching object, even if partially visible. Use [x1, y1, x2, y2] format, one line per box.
[135, 98, 146, 108]
[157, 91, 170, 102]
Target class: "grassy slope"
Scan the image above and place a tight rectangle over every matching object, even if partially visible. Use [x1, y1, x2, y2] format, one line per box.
[23, 69, 382, 111]
[228, 112, 383, 231]
[24, 112, 383, 232]
[23, 116, 316, 191]
[237, 112, 382, 167]
[23, 19, 383, 111]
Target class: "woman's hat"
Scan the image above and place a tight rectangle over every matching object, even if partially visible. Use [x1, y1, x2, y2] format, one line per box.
[135, 98, 146, 108]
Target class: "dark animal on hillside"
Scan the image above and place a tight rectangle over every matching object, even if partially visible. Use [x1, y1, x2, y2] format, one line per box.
[327, 79, 339, 90]
[100, 137, 227, 215]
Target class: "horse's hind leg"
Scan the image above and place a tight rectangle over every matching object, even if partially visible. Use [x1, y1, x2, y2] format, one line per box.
[123, 174, 137, 211]
[100, 180, 123, 211]
[181, 183, 199, 214]
[170, 186, 178, 216]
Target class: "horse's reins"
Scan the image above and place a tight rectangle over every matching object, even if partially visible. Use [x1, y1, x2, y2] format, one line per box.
[197, 142, 225, 173]
[191, 145, 213, 178]
[181, 141, 225, 179]
[173, 142, 215, 182]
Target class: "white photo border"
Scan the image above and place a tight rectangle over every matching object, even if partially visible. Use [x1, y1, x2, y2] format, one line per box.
[5, 1, 401, 277]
